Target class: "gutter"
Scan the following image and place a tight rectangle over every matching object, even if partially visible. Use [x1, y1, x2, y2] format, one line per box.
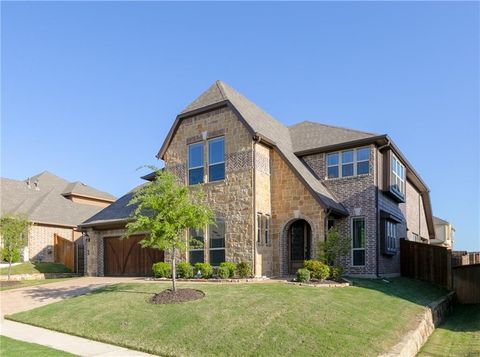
[77, 218, 129, 229]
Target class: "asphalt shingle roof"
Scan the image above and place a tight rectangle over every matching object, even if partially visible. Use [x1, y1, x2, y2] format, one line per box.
[1, 171, 115, 227]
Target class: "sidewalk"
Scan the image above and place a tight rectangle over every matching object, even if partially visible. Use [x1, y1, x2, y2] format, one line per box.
[1, 319, 155, 356]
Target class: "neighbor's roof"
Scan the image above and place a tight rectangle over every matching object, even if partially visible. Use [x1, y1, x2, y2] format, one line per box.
[0, 171, 115, 227]
[159, 80, 348, 215]
[62, 181, 116, 201]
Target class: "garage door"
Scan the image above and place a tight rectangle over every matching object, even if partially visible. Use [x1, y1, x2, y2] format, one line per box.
[104, 235, 164, 276]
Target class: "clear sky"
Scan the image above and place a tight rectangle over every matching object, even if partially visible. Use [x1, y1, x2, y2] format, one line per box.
[1, 1, 479, 251]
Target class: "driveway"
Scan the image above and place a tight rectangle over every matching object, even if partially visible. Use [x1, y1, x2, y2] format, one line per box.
[0, 276, 147, 316]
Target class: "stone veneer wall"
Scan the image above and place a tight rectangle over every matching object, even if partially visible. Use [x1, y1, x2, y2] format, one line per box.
[164, 106, 255, 267]
[28, 224, 74, 263]
[254, 143, 273, 276]
[270, 150, 325, 276]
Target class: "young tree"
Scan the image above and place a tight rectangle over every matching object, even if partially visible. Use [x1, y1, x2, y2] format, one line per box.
[0, 215, 31, 280]
[124, 169, 214, 292]
[317, 227, 350, 266]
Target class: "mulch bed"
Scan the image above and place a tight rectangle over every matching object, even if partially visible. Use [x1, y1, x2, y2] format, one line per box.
[0, 281, 21, 288]
[150, 288, 205, 304]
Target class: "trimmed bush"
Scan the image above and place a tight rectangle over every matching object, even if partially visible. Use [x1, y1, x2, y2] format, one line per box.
[236, 262, 252, 278]
[296, 268, 311, 282]
[329, 266, 343, 281]
[152, 262, 171, 278]
[194, 263, 213, 278]
[177, 262, 194, 279]
[218, 266, 230, 279]
[219, 262, 237, 278]
[304, 260, 330, 281]
[0, 248, 21, 263]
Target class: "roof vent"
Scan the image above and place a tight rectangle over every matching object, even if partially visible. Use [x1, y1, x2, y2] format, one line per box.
[26, 178, 31, 189]
[34, 179, 40, 191]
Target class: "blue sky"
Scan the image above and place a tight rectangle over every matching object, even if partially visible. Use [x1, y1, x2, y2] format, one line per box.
[1, 2, 479, 251]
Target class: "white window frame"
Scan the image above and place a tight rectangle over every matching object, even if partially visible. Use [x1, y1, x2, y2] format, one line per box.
[390, 153, 406, 197]
[188, 142, 204, 185]
[207, 136, 225, 182]
[351, 217, 366, 267]
[326, 147, 370, 179]
[385, 220, 396, 251]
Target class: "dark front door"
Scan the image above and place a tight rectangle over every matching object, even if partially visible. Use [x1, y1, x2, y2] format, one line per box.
[104, 235, 164, 276]
[289, 220, 311, 274]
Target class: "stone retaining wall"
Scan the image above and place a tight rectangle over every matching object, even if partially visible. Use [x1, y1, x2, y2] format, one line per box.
[0, 273, 77, 281]
[380, 291, 455, 357]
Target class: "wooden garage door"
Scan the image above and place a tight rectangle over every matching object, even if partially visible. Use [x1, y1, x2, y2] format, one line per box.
[104, 236, 164, 276]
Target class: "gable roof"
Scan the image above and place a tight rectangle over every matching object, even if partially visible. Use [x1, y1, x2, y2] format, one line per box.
[159, 80, 348, 215]
[62, 181, 116, 201]
[1, 171, 116, 227]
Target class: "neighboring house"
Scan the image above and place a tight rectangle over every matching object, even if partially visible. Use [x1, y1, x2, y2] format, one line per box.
[80, 81, 434, 278]
[452, 251, 480, 267]
[0, 171, 115, 263]
[431, 216, 455, 248]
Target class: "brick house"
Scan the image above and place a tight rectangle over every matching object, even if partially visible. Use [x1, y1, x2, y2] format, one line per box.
[1, 171, 115, 263]
[80, 81, 434, 277]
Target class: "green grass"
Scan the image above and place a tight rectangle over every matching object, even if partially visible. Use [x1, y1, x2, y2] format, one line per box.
[6, 277, 447, 356]
[0, 278, 75, 291]
[419, 304, 480, 357]
[0, 336, 76, 356]
[0, 262, 71, 275]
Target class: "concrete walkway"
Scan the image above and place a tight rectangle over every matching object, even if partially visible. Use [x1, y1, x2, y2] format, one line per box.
[0, 277, 157, 356]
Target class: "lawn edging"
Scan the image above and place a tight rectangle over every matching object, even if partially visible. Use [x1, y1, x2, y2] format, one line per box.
[0, 273, 77, 281]
[380, 291, 455, 357]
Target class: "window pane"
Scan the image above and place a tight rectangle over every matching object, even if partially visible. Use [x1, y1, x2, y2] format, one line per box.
[189, 229, 204, 249]
[328, 166, 339, 178]
[208, 138, 224, 165]
[342, 163, 354, 177]
[189, 167, 204, 185]
[189, 143, 204, 168]
[257, 214, 262, 243]
[209, 249, 225, 266]
[357, 161, 369, 175]
[353, 219, 365, 248]
[210, 219, 225, 249]
[353, 250, 365, 266]
[356, 148, 369, 161]
[342, 150, 353, 163]
[327, 153, 339, 166]
[189, 250, 204, 265]
[209, 163, 225, 182]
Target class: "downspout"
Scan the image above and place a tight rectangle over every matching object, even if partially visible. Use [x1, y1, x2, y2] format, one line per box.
[376, 139, 391, 278]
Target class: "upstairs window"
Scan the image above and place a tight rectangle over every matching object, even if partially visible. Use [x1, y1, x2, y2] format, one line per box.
[189, 228, 204, 265]
[327, 147, 370, 179]
[208, 137, 225, 182]
[390, 154, 405, 197]
[209, 218, 225, 266]
[188, 143, 204, 185]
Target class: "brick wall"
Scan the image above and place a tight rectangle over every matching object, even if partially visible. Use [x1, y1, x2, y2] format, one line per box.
[28, 224, 73, 263]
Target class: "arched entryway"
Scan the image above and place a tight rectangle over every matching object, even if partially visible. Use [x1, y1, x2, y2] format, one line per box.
[288, 219, 312, 274]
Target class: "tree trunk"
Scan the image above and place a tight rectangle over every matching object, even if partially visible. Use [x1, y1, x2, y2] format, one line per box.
[8, 256, 12, 281]
[171, 246, 177, 292]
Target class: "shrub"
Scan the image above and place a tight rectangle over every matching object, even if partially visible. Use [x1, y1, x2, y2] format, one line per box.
[0, 248, 20, 263]
[194, 263, 213, 278]
[304, 260, 330, 281]
[177, 262, 194, 279]
[236, 262, 252, 278]
[218, 266, 230, 279]
[329, 266, 343, 281]
[152, 262, 171, 278]
[219, 262, 237, 278]
[296, 268, 311, 282]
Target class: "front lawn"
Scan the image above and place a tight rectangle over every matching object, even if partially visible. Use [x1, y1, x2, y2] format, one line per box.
[0, 262, 71, 275]
[0, 278, 76, 291]
[7, 278, 447, 356]
[0, 336, 76, 357]
[419, 304, 480, 356]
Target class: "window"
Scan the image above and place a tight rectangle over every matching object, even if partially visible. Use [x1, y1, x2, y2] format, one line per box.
[264, 215, 270, 245]
[390, 154, 405, 197]
[209, 218, 225, 266]
[208, 137, 225, 182]
[327, 147, 370, 179]
[384, 220, 396, 254]
[256, 213, 271, 245]
[257, 213, 262, 243]
[412, 233, 419, 242]
[327, 219, 335, 230]
[189, 228, 204, 265]
[188, 143, 204, 185]
[352, 218, 365, 266]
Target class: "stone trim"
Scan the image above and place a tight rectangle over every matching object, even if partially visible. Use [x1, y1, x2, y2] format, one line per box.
[166, 164, 186, 182]
[380, 291, 455, 357]
[255, 151, 270, 175]
[226, 150, 253, 172]
[0, 273, 77, 281]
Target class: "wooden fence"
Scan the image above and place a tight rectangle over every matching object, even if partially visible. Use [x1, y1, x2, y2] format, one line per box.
[452, 264, 480, 304]
[54, 234, 75, 271]
[400, 239, 452, 289]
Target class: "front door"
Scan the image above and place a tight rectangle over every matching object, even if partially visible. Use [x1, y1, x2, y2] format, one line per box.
[289, 220, 311, 274]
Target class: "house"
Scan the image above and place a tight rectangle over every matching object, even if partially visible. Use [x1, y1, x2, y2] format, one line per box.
[430, 216, 455, 248]
[80, 81, 434, 278]
[0, 171, 115, 264]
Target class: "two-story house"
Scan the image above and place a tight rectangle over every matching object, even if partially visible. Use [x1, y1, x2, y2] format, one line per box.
[80, 81, 434, 278]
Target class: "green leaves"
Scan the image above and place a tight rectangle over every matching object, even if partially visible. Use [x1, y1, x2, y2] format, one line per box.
[0, 215, 31, 258]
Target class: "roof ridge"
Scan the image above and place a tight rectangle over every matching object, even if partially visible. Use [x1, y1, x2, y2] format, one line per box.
[216, 80, 227, 101]
[290, 120, 378, 136]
